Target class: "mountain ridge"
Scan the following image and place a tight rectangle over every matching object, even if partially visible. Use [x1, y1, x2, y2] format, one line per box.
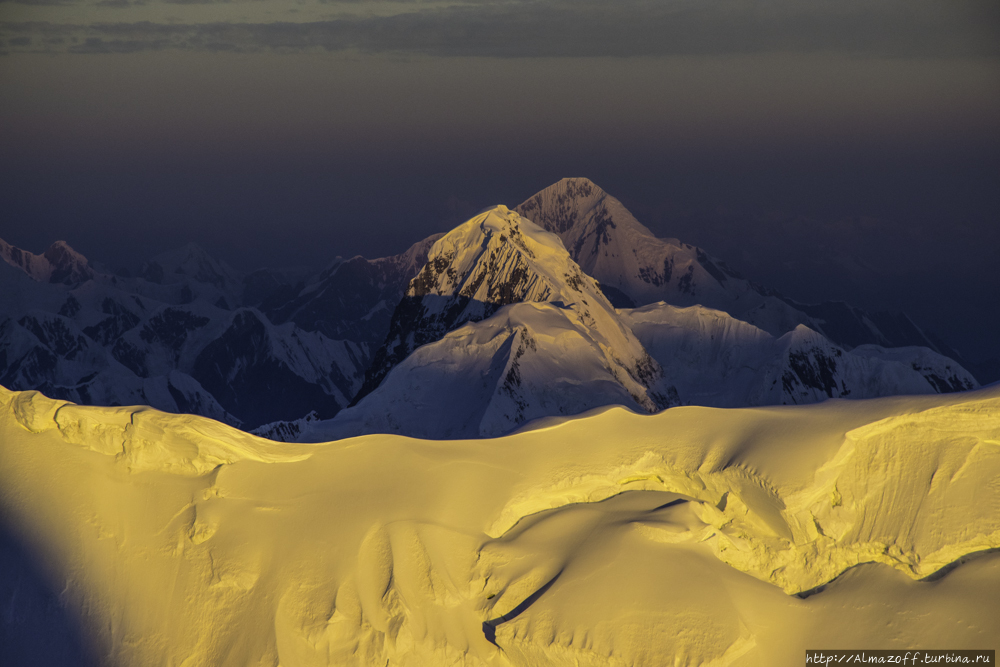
[350, 205, 664, 411]
[514, 177, 961, 358]
[0, 178, 983, 436]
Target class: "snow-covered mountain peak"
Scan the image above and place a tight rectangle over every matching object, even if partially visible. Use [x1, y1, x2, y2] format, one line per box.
[0, 237, 95, 286]
[352, 205, 666, 409]
[514, 178, 966, 364]
[515, 178, 657, 241]
[514, 178, 709, 312]
[407, 205, 580, 306]
[516, 180, 846, 339]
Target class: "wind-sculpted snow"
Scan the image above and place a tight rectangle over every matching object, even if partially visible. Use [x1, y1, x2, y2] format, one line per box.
[1, 385, 998, 665]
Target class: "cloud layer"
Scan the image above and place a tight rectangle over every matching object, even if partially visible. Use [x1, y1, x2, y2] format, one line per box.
[2, 0, 998, 58]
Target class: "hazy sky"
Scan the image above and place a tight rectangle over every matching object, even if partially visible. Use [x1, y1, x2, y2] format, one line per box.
[1, 0, 998, 359]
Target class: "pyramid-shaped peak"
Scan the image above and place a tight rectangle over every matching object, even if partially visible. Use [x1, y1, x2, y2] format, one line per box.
[41, 240, 94, 285]
[43, 240, 88, 265]
[534, 177, 609, 202]
[514, 178, 648, 240]
[553, 177, 606, 195]
[408, 205, 571, 301]
[353, 203, 662, 408]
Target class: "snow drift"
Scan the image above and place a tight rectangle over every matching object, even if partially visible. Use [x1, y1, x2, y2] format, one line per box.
[1, 384, 998, 665]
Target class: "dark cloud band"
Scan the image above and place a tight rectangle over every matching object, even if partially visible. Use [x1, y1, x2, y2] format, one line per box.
[1, 0, 998, 58]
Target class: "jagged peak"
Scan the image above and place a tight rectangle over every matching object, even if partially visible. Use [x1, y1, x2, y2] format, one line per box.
[43, 239, 89, 266]
[514, 179, 608, 228]
[546, 177, 607, 198]
[0, 237, 93, 285]
[512, 178, 660, 248]
[0, 236, 36, 270]
[446, 205, 564, 251]
[353, 204, 647, 405]
[406, 206, 575, 302]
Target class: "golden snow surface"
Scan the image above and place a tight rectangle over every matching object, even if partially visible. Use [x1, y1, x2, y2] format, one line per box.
[1, 384, 999, 665]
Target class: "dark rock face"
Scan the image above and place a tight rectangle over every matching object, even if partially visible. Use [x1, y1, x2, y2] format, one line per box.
[112, 339, 148, 377]
[17, 315, 87, 360]
[638, 257, 673, 288]
[262, 237, 439, 350]
[677, 266, 695, 295]
[597, 284, 635, 309]
[58, 296, 81, 318]
[82, 299, 140, 346]
[783, 347, 845, 399]
[913, 362, 977, 394]
[352, 219, 552, 405]
[42, 241, 94, 286]
[695, 248, 735, 286]
[352, 294, 502, 405]
[139, 308, 210, 360]
[0, 323, 59, 388]
[265, 257, 406, 345]
[191, 310, 339, 428]
[515, 177, 595, 234]
[1, 244, 32, 274]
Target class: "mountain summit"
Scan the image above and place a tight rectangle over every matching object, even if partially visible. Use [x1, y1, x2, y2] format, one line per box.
[514, 178, 750, 310]
[315, 205, 667, 439]
[354, 205, 661, 402]
[514, 178, 955, 356]
[0, 237, 94, 286]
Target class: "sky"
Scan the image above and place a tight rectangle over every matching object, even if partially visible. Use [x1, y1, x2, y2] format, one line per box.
[0, 0, 998, 361]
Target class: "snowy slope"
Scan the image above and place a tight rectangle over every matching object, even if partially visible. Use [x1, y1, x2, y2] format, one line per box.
[2, 384, 998, 665]
[623, 302, 978, 408]
[514, 178, 958, 356]
[349, 206, 664, 419]
[302, 301, 665, 441]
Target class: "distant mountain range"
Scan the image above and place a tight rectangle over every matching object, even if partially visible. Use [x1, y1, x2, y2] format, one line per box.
[0, 235, 430, 429]
[0, 178, 982, 439]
